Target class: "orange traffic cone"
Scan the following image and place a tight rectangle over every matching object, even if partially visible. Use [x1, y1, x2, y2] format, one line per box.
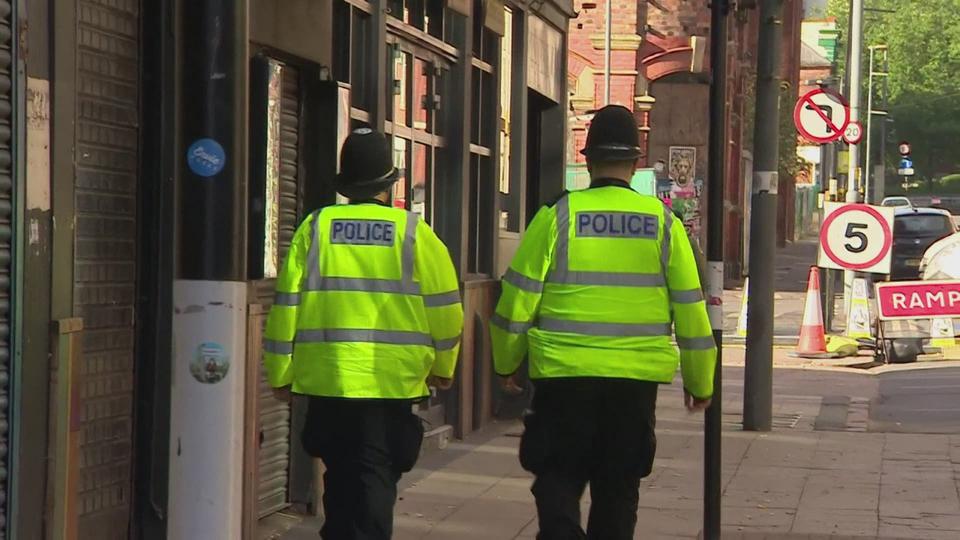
[796, 266, 827, 356]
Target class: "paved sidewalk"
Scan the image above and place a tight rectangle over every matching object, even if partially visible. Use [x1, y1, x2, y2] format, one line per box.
[379, 382, 960, 539]
[723, 240, 841, 339]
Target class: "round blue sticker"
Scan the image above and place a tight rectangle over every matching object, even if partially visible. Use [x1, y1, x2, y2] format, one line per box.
[187, 138, 226, 177]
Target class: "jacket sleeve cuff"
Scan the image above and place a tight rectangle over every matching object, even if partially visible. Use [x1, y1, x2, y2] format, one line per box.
[264, 353, 294, 388]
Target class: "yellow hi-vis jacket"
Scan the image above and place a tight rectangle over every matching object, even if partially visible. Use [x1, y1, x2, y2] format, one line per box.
[490, 184, 717, 399]
[263, 203, 464, 399]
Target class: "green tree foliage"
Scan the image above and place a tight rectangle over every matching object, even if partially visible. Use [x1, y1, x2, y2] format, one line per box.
[827, 0, 960, 179]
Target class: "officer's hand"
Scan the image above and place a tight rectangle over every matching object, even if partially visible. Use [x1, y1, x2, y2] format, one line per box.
[272, 385, 292, 402]
[683, 389, 712, 412]
[428, 376, 454, 391]
[499, 375, 524, 396]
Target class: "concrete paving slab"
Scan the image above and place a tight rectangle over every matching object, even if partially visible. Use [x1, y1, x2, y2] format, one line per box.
[797, 473, 880, 511]
[790, 507, 878, 536]
[722, 506, 795, 532]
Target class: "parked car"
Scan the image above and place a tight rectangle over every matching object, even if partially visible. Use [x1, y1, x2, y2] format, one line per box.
[882, 196, 913, 208]
[890, 207, 957, 281]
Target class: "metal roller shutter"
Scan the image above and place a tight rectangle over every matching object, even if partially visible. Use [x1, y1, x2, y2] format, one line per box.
[74, 0, 139, 537]
[0, 1, 13, 537]
[256, 63, 301, 518]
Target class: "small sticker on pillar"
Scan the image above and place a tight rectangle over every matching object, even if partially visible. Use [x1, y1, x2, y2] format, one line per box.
[187, 138, 226, 177]
[191, 342, 230, 384]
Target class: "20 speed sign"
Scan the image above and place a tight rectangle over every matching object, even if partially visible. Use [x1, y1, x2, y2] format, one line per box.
[818, 202, 895, 274]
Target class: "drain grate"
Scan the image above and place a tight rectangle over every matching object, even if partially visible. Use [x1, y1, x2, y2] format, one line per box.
[722, 412, 802, 429]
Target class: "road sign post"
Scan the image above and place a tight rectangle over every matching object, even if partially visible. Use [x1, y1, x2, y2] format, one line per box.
[818, 202, 895, 275]
[794, 88, 850, 145]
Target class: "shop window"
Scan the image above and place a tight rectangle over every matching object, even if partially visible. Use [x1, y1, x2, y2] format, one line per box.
[386, 41, 447, 225]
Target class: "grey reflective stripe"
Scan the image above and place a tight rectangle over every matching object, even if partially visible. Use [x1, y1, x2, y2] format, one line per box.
[296, 328, 434, 347]
[309, 277, 420, 295]
[554, 195, 570, 275]
[661, 205, 672, 279]
[402, 211, 418, 291]
[548, 271, 665, 287]
[670, 288, 703, 304]
[538, 317, 672, 337]
[504, 268, 544, 293]
[677, 335, 717, 350]
[264, 339, 294, 355]
[305, 210, 322, 290]
[423, 290, 461, 307]
[434, 335, 462, 351]
[491, 313, 534, 334]
[274, 292, 301, 306]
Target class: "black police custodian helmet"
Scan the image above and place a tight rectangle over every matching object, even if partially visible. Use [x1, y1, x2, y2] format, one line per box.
[334, 128, 399, 199]
[580, 104, 642, 161]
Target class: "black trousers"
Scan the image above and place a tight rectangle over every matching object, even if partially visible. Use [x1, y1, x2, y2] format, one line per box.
[301, 397, 424, 540]
[519, 378, 659, 540]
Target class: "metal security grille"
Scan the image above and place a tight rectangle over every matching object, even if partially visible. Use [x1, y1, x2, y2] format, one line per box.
[74, 0, 140, 537]
[0, 1, 13, 537]
[256, 63, 301, 518]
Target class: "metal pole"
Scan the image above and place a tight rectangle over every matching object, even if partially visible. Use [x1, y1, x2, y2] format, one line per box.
[169, 0, 248, 537]
[843, 0, 864, 313]
[704, 0, 729, 536]
[743, 0, 784, 433]
[865, 46, 875, 203]
[604, 0, 612, 104]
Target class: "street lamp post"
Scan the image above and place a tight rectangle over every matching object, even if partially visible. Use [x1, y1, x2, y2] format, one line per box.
[865, 45, 888, 204]
[604, 0, 612, 104]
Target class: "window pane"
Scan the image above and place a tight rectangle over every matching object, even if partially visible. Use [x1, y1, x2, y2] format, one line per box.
[413, 58, 430, 131]
[426, 0, 443, 38]
[500, 7, 512, 195]
[392, 137, 411, 209]
[332, 1, 350, 84]
[412, 143, 431, 222]
[263, 61, 284, 278]
[388, 0, 403, 20]
[351, 10, 372, 110]
[392, 52, 411, 127]
[471, 66, 482, 145]
[481, 70, 496, 148]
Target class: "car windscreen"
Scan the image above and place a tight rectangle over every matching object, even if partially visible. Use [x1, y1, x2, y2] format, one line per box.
[894, 214, 954, 236]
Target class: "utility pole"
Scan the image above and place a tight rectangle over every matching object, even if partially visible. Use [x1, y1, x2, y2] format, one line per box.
[168, 0, 248, 538]
[743, 0, 784, 432]
[603, 0, 612, 104]
[843, 0, 864, 311]
[704, 0, 729, 536]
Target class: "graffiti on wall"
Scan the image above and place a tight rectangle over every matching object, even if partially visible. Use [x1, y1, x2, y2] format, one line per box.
[656, 146, 703, 237]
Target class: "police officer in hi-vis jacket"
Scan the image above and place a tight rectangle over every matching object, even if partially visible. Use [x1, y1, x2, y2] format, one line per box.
[491, 105, 716, 540]
[264, 128, 463, 540]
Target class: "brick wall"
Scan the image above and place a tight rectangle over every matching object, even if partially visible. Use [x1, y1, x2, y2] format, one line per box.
[567, 0, 643, 162]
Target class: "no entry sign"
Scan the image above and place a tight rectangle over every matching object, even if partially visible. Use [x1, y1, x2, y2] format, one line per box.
[794, 88, 850, 144]
[876, 280, 960, 320]
[818, 202, 895, 274]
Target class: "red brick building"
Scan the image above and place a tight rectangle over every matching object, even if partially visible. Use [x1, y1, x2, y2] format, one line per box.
[567, 0, 803, 279]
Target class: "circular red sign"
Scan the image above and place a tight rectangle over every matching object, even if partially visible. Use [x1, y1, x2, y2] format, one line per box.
[793, 88, 850, 144]
[820, 204, 893, 270]
[843, 121, 864, 145]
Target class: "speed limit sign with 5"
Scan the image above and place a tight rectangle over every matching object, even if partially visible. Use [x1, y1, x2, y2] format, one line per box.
[818, 202, 895, 274]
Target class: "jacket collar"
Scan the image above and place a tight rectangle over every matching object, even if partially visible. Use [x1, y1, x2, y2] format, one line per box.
[349, 198, 391, 207]
[589, 177, 634, 191]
